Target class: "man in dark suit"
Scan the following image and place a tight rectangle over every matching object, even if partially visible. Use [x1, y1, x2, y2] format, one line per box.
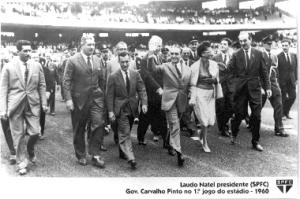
[106, 51, 148, 170]
[44, 56, 59, 116]
[277, 39, 297, 119]
[261, 35, 288, 137]
[137, 35, 169, 148]
[226, 32, 271, 151]
[212, 38, 233, 137]
[63, 35, 106, 168]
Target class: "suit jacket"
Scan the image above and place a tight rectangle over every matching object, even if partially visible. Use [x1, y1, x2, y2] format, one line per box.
[63, 53, 105, 110]
[277, 51, 297, 87]
[0, 58, 47, 117]
[158, 61, 192, 113]
[212, 52, 232, 83]
[141, 53, 164, 105]
[227, 47, 270, 95]
[262, 50, 281, 96]
[106, 68, 147, 118]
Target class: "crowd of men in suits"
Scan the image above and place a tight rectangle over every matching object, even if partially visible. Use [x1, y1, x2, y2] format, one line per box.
[0, 32, 297, 175]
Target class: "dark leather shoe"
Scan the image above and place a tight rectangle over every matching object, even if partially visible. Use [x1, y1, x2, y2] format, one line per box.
[275, 131, 289, 137]
[138, 141, 147, 145]
[100, 145, 108, 151]
[9, 155, 16, 165]
[230, 136, 237, 145]
[29, 155, 37, 164]
[128, 160, 137, 170]
[114, 135, 119, 145]
[220, 130, 230, 137]
[91, 156, 105, 168]
[177, 152, 185, 167]
[168, 148, 176, 156]
[78, 158, 87, 166]
[163, 141, 170, 149]
[253, 144, 264, 152]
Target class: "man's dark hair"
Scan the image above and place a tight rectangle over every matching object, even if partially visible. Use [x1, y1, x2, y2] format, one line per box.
[197, 41, 211, 57]
[221, 37, 232, 46]
[16, 40, 31, 51]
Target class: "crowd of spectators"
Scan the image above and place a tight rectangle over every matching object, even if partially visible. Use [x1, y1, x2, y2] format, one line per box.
[2, 2, 286, 25]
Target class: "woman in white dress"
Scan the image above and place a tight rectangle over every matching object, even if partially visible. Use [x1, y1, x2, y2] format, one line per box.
[189, 41, 222, 152]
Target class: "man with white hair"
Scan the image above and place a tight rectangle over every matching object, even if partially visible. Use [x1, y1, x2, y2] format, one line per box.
[137, 35, 170, 150]
[226, 32, 271, 151]
[63, 34, 106, 168]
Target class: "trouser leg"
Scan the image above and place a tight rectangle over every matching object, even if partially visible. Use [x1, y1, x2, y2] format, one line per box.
[165, 104, 181, 153]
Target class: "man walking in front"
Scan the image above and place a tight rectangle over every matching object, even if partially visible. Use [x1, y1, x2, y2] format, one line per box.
[63, 34, 106, 168]
[106, 51, 147, 170]
[0, 40, 47, 175]
[226, 32, 271, 151]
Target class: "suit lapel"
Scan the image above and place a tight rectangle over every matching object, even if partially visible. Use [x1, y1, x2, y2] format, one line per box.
[249, 48, 255, 68]
[15, 60, 25, 88]
[168, 63, 180, 80]
[129, 70, 135, 94]
[239, 49, 247, 70]
[26, 61, 34, 85]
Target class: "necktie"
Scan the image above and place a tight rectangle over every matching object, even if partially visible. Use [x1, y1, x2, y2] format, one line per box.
[24, 62, 29, 84]
[125, 71, 130, 94]
[87, 56, 92, 71]
[224, 54, 227, 64]
[286, 54, 290, 65]
[245, 50, 250, 69]
[174, 64, 182, 78]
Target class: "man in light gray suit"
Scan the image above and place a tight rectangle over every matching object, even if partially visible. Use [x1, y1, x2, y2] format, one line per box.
[0, 40, 47, 175]
[106, 51, 147, 170]
[155, 46, 192, 167]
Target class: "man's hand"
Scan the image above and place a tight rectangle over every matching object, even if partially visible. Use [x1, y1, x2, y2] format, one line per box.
[156, 88, 163, 95]
[42, 106, 48, 112]
[266, 89, 272, 98]
[142, 105, 148, 114]
[261, 88, 265, 95]
[46, 92, 51, 100]
[109, 112, 115, 122]
[0, 113, 8, 120]
[66, 100, 74, 111]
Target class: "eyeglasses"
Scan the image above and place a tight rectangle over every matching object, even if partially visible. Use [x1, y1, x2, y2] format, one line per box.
[170, 52, 180, 55]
